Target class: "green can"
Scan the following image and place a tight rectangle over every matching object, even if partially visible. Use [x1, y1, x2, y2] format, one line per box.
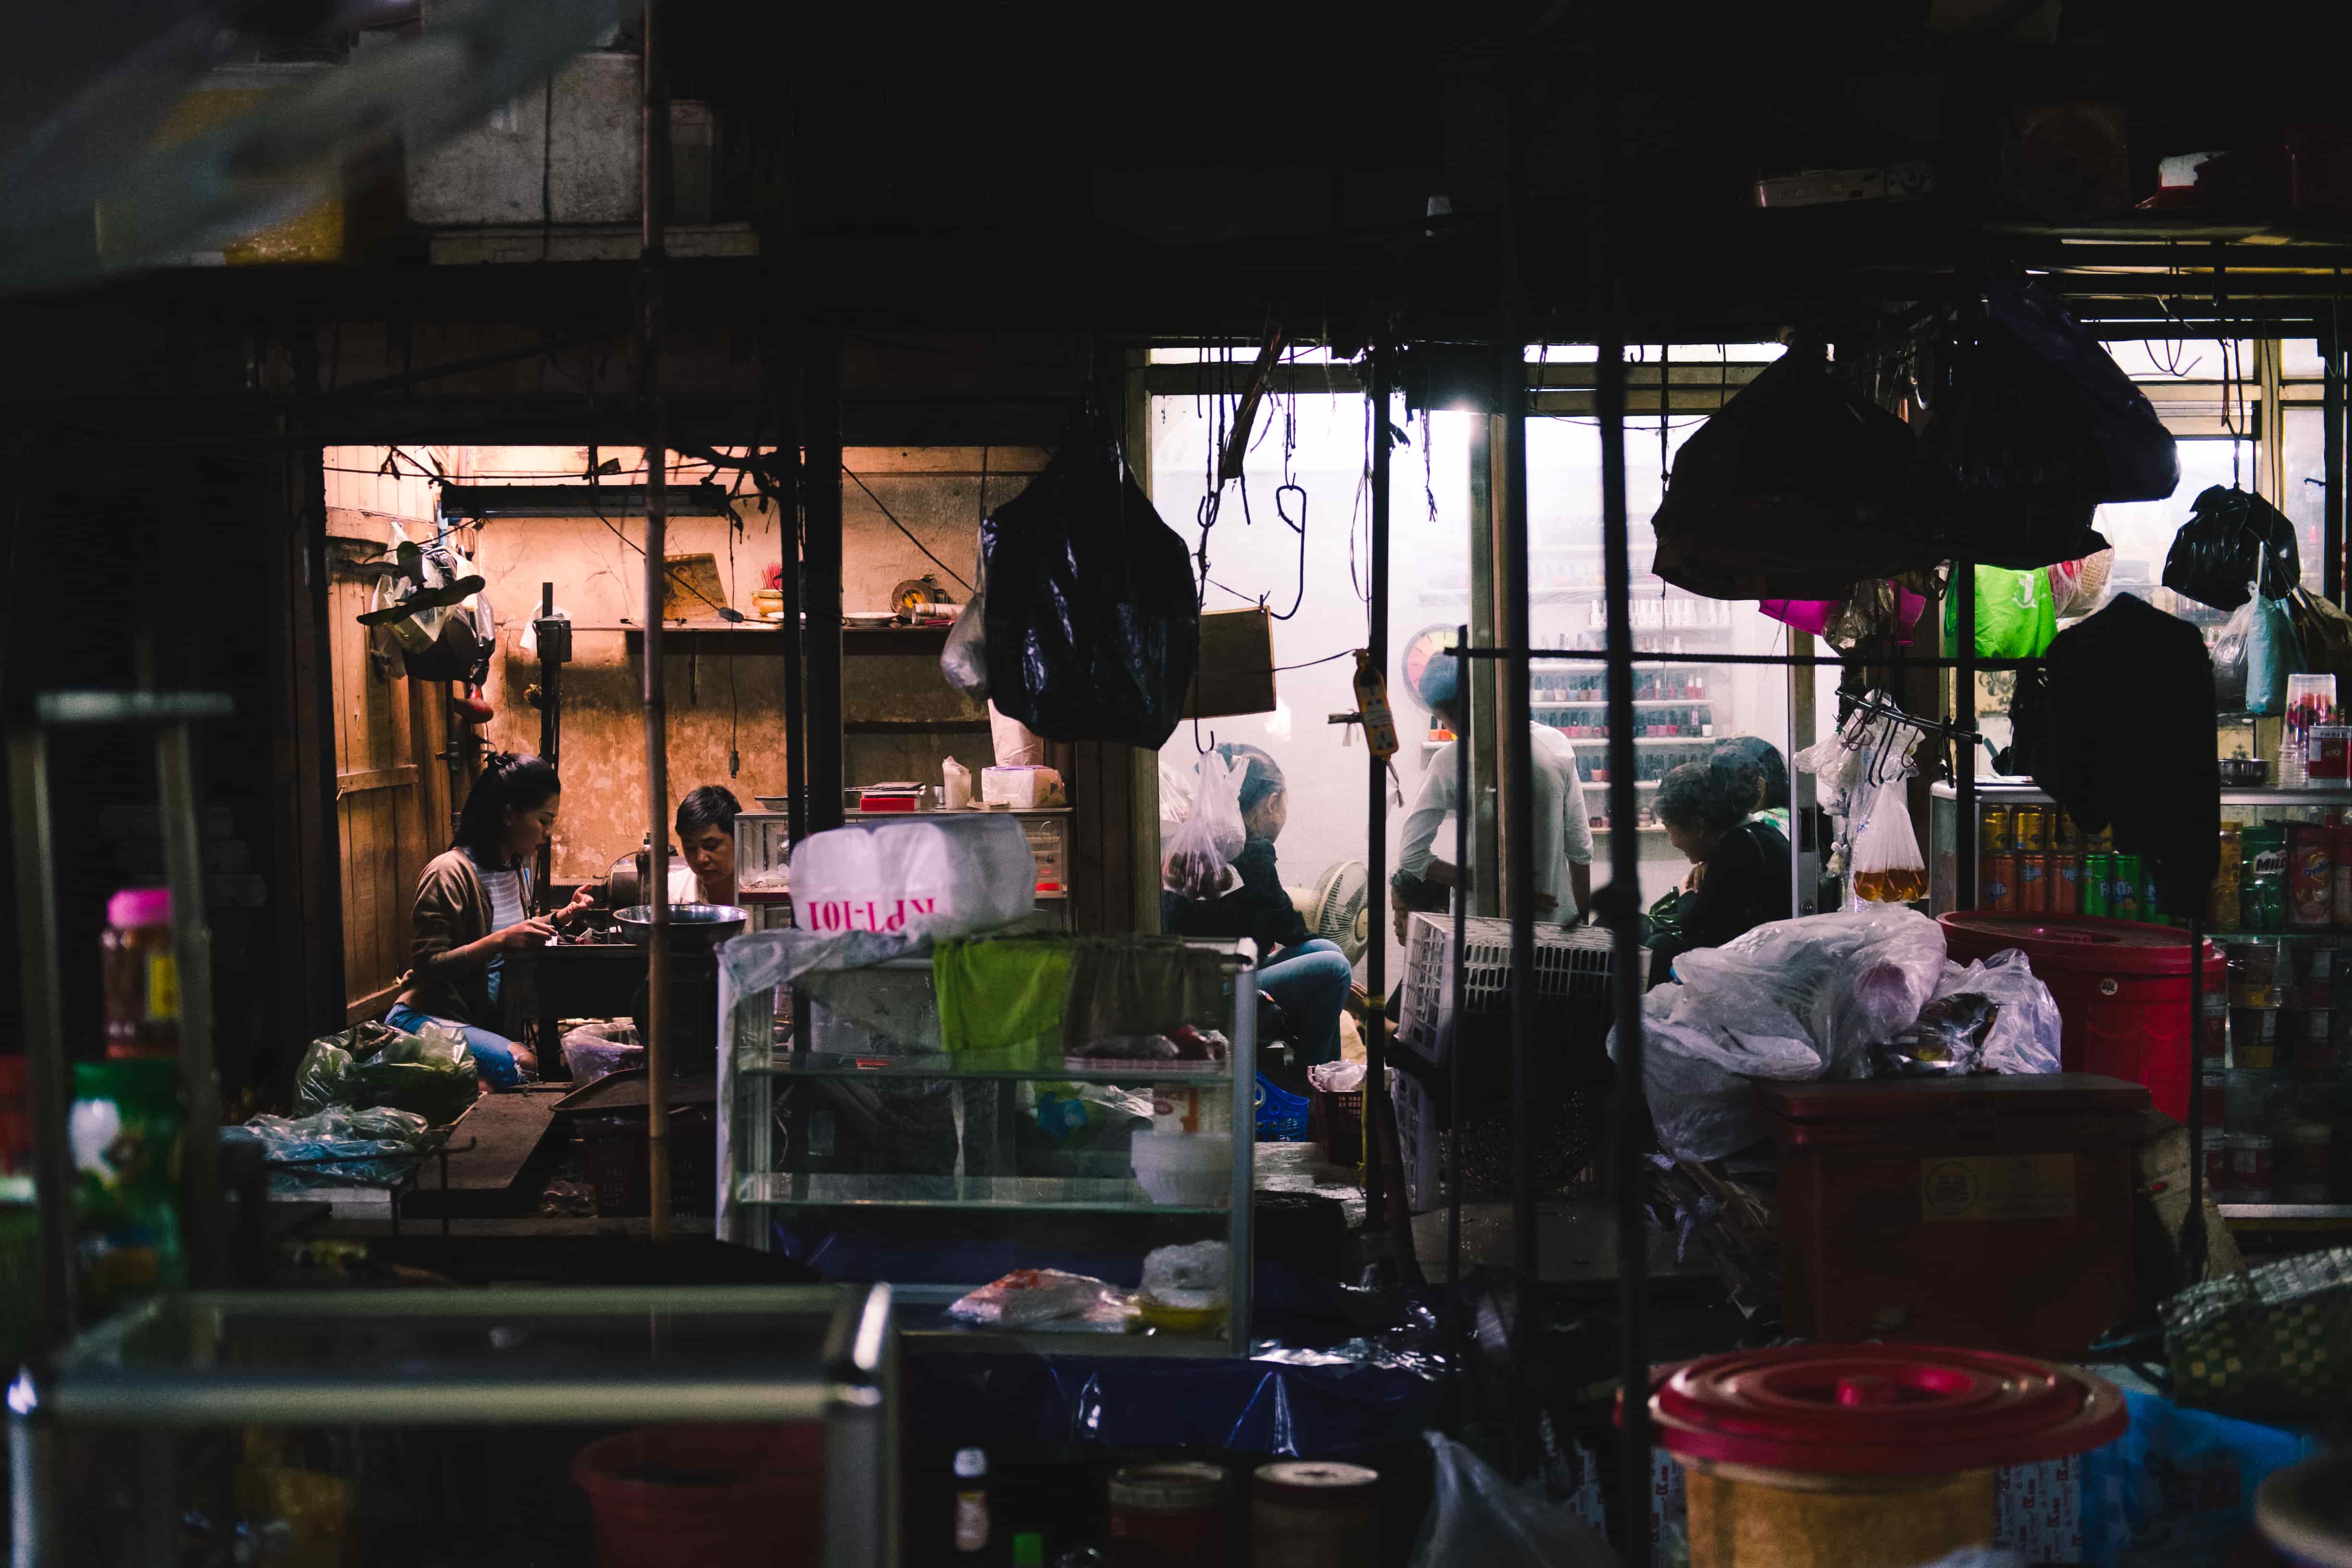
[2113, 854, 2144, 921]
[2083, 852, 2114, 918]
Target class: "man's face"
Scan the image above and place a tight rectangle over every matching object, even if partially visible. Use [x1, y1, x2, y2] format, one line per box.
[684, 825, 735, 885]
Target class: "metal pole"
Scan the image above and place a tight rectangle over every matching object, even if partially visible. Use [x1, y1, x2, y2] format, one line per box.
[536, 581, 561, 910]
[1363, 340, 1392, 1260]
[6, 733, 74, 1348]
[2184, 914, 2208, 1283]
[1599, 333, 1651, 1568]
[803, 331, 846, 836]
[640, 0, 674, 1236]
[1498, 349, 1538, 1300]
[2325, 308, 2343, 606]
[1446, 625, 1471, 1299]
[1955, 560, 1977, 911]
[156, 723, 221, 1286]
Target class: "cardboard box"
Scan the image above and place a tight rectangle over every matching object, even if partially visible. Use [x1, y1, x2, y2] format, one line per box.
[1183, 607, 1276, 718]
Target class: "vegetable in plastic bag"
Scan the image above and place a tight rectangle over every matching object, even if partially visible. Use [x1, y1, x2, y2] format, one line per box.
[1162, 750, 1245, 899]
[294, 1019, 477, 1126]
[1407, 1432, 1618, 1568]
[980, 404, 1199, 747]
[2162, 485, 2301, 611]
[1917, 278, 2173, 569]
[246, 1105, 437, 1192]
[1943, 564, 2058, 659]
[1850, 776, 1929, 905]
[1650, 343, 1935, 600]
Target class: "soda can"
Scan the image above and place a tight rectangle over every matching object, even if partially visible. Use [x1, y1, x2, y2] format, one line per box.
[2016, 852, 2049, 913]
[1978, 806, 2013, 853]
[2113, 854, 2144, 921]
[2083, 852, 2114, 918]
[2052, 852, 2082, 915]
[2014, 805, 2050, 853]
[1979, 852, 2016, 913]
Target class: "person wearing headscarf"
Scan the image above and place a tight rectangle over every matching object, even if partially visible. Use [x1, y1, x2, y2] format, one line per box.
[1646, 759, 1791, 987]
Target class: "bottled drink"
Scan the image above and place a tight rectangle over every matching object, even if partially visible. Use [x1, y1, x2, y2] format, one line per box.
[1855, 866, 1930, 903]
[101, 888, 179, 1060]
[953, 1448, 991, 1557]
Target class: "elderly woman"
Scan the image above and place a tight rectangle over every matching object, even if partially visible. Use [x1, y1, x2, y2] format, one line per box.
[1646, 759, 1791, 988]
[1161, 745, 1354, 1068]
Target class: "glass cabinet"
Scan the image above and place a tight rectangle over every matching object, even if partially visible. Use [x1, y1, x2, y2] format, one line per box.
[720, 937, 1258, 1356]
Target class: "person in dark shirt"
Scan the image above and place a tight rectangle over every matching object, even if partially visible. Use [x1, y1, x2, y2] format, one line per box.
[1162, 745, 1352, 1066]
[1646, 759, 1791, 987]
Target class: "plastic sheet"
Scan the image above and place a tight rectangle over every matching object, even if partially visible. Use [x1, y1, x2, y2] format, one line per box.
[2162, 485, 2301, 611]
[1875, 951, 2063, 1077]
[1919, 277, 2173, 569]
[1649, 345, 1934, 600]
[980, 404, 1198, 747]
[246, 1105, 437, 1192]
[294, 1019, 477, 1126]
[2078, 1387, 2315, 1565]
[1408, 1433, 1618, 1568]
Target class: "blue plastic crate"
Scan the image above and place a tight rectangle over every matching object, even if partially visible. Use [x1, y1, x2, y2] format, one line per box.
[1254, 1073, 1310, 1141]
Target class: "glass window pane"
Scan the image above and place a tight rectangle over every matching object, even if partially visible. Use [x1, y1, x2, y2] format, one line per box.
[2283, 406, 2329, 590]
[2091, 441, 2251, 615]
[2103, 339, 2251, 380]
[2284, 338, 2328, 379]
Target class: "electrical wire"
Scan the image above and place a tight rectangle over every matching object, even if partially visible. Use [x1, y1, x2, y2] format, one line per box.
[841, 466, 974, 593]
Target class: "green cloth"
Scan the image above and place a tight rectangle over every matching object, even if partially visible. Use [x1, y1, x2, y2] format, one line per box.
[932, 938, 1072, 1069]
[1944, 564, 2058, 659]
[1061, 938, 1229, 1055]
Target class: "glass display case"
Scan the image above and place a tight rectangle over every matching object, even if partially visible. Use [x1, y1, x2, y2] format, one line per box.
[737, 807, 795, 932]
[719, 937, 1257, 1356]
[17, 1283, 898, 1567]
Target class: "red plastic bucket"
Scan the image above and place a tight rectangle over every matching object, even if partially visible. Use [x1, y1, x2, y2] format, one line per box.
[573, 1423, 823, 1568]
[1939, 914, 2223, 1122]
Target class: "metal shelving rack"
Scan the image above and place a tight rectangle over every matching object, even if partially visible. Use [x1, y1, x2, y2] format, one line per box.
[719, 937, 1258, 1357]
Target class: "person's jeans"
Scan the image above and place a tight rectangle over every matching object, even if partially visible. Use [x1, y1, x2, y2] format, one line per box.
[1259, 938, 1353, 1068]
[385, 1004, 530, 1090]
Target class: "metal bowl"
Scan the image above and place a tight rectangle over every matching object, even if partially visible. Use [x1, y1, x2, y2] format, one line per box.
[2220, 757, 2270, 786]
[613, 904, 748, 947]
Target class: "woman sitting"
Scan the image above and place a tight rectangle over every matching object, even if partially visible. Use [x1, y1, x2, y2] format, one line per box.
[1160, 745, 1354, 1068]
[1646, 759, 1792, 988]
[387, 751, 591, 1089]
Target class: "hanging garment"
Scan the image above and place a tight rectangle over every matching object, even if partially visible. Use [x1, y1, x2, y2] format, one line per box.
[1943, 564, 2058, 659]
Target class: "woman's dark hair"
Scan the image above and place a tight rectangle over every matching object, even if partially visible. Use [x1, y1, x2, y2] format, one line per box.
[1654, 760, 1750, 839]
[1711, 736, 1789, 810]
[453, 751, 560, 863]
[676, 785, 742, 841]
[1216, 743, 1287, 820]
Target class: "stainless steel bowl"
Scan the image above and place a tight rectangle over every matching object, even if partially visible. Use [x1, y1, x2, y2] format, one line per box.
[2220, 757, 2270, 786]
[613, 904, 748, 947]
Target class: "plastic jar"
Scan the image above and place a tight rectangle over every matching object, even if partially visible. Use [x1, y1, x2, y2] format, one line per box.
[1250, 1462, 1377, 1568]
[1106, 1462, 1225, 1568]
[1629, 1346, 2125, 1568]
[100, 888, 179, 1059]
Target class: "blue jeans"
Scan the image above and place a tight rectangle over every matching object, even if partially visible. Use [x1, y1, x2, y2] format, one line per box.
[385, 1004, 530, 1090]
[1260, 939, 1353, 1068]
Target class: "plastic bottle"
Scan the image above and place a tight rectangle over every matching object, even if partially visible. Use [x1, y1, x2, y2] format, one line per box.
[953, 1447, 991, 1557]
[101, 888, 179, 1060]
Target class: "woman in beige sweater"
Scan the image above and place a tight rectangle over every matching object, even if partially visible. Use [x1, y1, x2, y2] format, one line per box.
[387, 752, 591, 1088]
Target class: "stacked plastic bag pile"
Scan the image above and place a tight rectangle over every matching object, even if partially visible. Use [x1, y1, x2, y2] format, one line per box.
[242, 1018, 474, 1193]
[1615, 906, 2064, 1163]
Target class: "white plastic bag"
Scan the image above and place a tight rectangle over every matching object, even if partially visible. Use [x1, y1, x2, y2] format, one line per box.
[1850, 774, 1928, 904]
[560, 1021, 642, 1085]
[1621, 986, 1825, 1162]
[941, 593, 989, 699]
[1884, 950, 2063, 1077]
[989, 700, 1046, 767]
[790, 814, 1036, 936]
[1408, 1433, 1619, 1568]
[1162, 751, 1246, 901]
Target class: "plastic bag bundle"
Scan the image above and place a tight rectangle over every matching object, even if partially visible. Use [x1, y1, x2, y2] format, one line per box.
[1850, 776, 1929, 905]
[2162, 485, 2301, 611]
[2283, 586, 2352, 691]
[2211, 597, 2254, 712]
[1918, 278, 2175, 569]
[1406, 1432, 1618, 1568]
[1162, 751, 1245, 900]
[246, 1105, 436, 1192]
[980, 404, 1199, 747]
[1650, 344, 1936, 600]
[1873, 950, 2063, 1077]
[790, 814, 1036, 937]
[2244, 590, 2299, 716]
[294, 1019, 477, 1126]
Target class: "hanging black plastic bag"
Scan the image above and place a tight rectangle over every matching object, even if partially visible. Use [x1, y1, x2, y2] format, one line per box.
[1918, 278, 2177, 569]
[2161, 485, 2302, 611]
[981, 405, 1199, 747]
[1650, 344, 1936, 600]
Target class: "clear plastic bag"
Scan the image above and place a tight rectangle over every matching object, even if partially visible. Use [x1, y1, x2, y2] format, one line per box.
[1875, 950, 2063, 1077]
[560, 1021, 643, 1085]
[1850, 775, 1928, 905]
[1162, 750, 1245, 900]
[246, 1105, 436, 1192]
[2212, 595, 2254, 712]
[1670, 905, 1949, 1080]
[1620, 985, 1826, 1162]
[1407, 1432, 1618, 1568]
[296, 1019, 477, 1125]
[939, 547, 989, 698]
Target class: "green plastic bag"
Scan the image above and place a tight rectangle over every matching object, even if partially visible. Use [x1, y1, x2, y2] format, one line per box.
[295, 1019, 478, 1127]
[1943, 564, 2058, 659]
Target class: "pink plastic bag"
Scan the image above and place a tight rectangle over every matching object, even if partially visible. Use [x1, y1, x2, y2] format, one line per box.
[1760, 599, 1842, 636]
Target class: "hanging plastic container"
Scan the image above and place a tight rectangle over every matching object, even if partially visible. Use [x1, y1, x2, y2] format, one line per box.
[1939, 913, 2223, 1121]
[1627, 1344, 2126, 1568]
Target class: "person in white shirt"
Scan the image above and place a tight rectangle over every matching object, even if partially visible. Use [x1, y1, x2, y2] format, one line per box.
[1392, 652, 1595, 940]
[671, 785, 742, 905]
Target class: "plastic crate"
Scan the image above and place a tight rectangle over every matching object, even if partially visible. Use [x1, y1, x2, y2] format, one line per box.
[1396, 913, 1628, 1064]
[1254, 1074, 1309, 1141]
[1308, 1088, 1364, 1166]
[576, 1108, 716, 1218]
[1021, 814, 1068, 896]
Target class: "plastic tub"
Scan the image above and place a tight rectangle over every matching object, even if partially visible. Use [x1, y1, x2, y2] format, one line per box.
[1939, 914, 2224, 1120]
[1627, 1345, 2126, 1568]
[1129, 1131, 1231, 1207]
[573, 1423, 822, 1568]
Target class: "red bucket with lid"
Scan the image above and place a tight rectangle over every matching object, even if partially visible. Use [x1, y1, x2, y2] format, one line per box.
[1625, 1344, 2125, 1568]
[1939, 913, 2222, 1122]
